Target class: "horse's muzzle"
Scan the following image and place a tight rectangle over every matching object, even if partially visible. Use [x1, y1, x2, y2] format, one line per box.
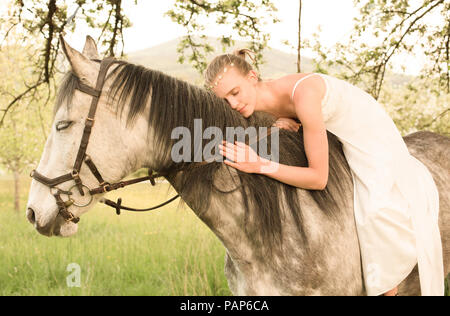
[27, 207, 56, 237]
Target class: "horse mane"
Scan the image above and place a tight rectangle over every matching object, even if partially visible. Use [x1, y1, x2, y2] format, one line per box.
[55, 60, 352, 253]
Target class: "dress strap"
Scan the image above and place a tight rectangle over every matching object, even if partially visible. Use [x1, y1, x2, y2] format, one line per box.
[291, 73, 317, 102]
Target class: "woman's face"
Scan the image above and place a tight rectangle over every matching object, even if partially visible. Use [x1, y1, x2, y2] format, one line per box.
[212, 67, 258, 118]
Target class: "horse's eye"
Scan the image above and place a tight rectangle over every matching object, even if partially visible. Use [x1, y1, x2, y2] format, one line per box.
[56, 120, 73, 131]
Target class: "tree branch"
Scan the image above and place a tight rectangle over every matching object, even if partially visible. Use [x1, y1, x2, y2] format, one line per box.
[109, 0, 123, 57]
[43, 0, 57, 83]
[419, 108, 450, 129]
[0, 81, 45, 127]
[372, 0, 445, 99]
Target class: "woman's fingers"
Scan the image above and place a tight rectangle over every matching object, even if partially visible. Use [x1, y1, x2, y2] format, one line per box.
[219, 146, 235, 162]
[219, 141, 252, 162]
[273, 121, 299, 131]
[218, 141, 263, 174]
[219, 142, 240, 162]
[273, 117, 301, 131]
[223, 159, 239, 169]
[275, 121, 300, 132]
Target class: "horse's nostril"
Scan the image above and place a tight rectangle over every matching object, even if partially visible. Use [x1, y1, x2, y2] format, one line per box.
[27, 208, 36, 224]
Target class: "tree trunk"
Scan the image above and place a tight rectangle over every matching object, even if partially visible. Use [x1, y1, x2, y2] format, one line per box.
[13, 169, 20, 213]
[297, 0, 302, 73]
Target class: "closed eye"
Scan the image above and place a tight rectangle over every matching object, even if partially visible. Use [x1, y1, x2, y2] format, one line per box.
[56, 120, 73, 131]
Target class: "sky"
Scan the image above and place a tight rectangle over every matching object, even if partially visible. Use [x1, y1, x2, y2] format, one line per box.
[121, 0, 358, 54]
[65, 0, 358, 55]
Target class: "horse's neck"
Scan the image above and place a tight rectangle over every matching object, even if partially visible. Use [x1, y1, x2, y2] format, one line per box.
[165, 167, 255, 258]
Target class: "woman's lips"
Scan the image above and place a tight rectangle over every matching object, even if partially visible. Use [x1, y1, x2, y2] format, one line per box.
[238, 105, 247, 113]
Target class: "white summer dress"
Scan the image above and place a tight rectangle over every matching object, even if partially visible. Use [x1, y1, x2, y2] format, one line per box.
[291, 73, 444, 296]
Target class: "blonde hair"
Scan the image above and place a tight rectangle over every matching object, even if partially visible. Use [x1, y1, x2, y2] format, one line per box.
[205, 49, 260, 89]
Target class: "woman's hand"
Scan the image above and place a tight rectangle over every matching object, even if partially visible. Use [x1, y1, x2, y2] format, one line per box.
[272, 118, 301, 132]
[219, 140, 265, 174]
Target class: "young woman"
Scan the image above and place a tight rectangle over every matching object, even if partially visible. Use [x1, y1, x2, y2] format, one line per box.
[206, 49, 444, 296]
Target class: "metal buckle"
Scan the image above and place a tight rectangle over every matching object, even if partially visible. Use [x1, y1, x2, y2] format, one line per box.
[102, 183, 111, 193]
[63, 211, 80, 224]
[65, 211, 75, 222]
[86, 117, 95, 127]
[71, 170, 79, 178]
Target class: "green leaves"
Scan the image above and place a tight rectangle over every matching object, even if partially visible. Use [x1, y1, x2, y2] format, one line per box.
[0, 44, 51, 174]
[311, 0, 449, 99]
[167, 0, 279, 74]
[1, 0, 137, 128]
[305, 0, 449, 135]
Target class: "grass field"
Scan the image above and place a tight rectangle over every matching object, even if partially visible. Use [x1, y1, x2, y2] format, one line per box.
[0, 176, 231, 296]
[1, 175, 448, 296]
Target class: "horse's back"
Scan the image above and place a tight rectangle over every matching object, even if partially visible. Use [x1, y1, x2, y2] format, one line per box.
[400, 131, 450, 295]
[404, 131, 450, 171]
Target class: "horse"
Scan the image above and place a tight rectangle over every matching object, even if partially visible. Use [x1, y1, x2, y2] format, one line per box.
[26, 35, 449, 295]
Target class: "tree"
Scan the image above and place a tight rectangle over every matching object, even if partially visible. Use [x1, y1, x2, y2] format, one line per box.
[306, 0, 449, 135]
[311, 0, 449, 100]
[0, 0, 135, 127]
[0, 109, 47, 212]
[380, 78, 450, 136]
[166, 0, 280, 74]
[297, 0, 302, 73]
[1, 0, 279, 125]
[0, 43, 50, 212]
[280, 0, 303, 73]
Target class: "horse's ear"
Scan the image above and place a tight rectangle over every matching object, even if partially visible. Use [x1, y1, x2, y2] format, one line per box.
[82, 35, 100, 60]
[59, 35, 97, 84]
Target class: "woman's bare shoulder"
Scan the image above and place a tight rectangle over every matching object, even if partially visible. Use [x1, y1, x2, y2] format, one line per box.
[270, 73, 320, 89]
[266, 73, 310, 94]
[289, 73, 327, 102]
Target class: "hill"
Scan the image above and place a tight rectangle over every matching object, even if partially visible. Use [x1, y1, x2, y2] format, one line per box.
[126, 37, 412, 87]
[126, 37, 315, 84]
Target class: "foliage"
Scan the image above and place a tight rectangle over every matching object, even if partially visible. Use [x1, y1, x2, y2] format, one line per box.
[0, 43, 52, 174]
[0, 0, 137, 126]
[166, 0, 280, 74]
[304, 0, 449, 136]
[380, 76, 450, 136]
[309, 0, 449, 100]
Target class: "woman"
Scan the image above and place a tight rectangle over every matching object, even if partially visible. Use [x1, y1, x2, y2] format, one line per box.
[206, 49, 444, 296]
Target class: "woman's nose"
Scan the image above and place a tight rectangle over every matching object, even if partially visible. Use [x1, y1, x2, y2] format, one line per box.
[228, 99, 239, 110]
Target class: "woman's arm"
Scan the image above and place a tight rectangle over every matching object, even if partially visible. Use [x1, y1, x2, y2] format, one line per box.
[220, 141, 327, 190]
[259, 160, 328, 190]
[262, 78, 329, 189]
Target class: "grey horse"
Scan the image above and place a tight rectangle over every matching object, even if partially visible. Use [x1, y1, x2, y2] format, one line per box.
[26, 36, 449, 295]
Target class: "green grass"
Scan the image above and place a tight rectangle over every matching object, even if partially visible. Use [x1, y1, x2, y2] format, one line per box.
[1, 176, 448, 296]
[0, 176, 231, 295]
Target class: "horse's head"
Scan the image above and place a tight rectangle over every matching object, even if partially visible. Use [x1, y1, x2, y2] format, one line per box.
[26, 36, 151, 237]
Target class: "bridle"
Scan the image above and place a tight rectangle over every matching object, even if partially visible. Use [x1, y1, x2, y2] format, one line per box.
[30, 57, 179, 223]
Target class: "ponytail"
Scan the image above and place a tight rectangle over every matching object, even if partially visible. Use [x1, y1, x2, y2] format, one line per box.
[233, 48, 256, 64]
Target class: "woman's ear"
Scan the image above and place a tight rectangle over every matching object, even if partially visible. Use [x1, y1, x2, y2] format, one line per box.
[247, 70, 259, 83]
